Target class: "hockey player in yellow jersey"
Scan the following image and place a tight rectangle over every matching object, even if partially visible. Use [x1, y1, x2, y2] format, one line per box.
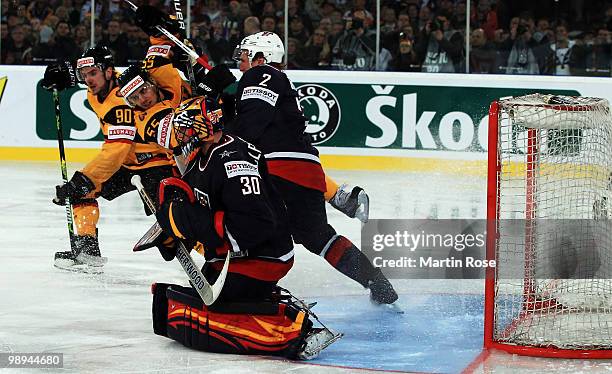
[42, 46, 178, 272]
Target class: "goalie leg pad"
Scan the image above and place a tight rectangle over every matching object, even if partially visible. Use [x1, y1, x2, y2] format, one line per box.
[151, 283, 312, 359]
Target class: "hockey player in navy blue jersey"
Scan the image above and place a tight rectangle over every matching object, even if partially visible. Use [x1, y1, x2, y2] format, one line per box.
[227, 32, 398, 305]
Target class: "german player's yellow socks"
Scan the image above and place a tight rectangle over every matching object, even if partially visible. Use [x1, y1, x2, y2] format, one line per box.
[324, 174, 339, 201]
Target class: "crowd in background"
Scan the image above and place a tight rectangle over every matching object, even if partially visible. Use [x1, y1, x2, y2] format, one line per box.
[1, 0, 612, 75]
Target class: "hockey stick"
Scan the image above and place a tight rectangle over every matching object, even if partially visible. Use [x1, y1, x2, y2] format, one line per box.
[52, 89, 77, 255]
[130, 175, 229, 306]
[122, 0, 212, 70]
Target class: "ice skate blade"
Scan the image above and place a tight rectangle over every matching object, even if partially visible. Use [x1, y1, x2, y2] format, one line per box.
[76, 252, 108, 266]
[298, 328, 343, 360]
[54, 258, 104, 274]
[371, 300, 404, 314]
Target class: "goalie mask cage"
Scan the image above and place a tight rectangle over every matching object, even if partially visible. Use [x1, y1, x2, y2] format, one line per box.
[484, 94, 612, 358]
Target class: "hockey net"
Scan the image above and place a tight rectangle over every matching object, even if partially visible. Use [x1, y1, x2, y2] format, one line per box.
[485, 94, 612, 358]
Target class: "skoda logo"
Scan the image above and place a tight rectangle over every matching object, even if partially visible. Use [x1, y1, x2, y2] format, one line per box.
[297, 84, 341, 145]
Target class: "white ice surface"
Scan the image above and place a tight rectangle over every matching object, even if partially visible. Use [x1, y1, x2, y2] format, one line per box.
[1, 161, 611, 373]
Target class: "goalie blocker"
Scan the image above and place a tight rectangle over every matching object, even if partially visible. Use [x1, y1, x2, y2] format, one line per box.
[151, 283, 340, 359]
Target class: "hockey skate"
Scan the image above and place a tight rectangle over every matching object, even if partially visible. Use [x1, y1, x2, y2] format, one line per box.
[329, 184, 369, 223]
[54, 235, 107, 273]
[297, 327, 343, 360]
[368, 270, 399, 305]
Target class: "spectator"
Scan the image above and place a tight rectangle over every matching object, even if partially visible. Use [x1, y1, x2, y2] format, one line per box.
[505, 23, 539, 74]
[289, 14, 309, 44]
[407, 4, 418, 26]
[304, 0, 323, 22]
[570, 26, 611, 76]
[275, 17, 285, 38]
[384, 11, 411, 55]
[261, 15, 276, 32]
[331, 10, 376, 70]
[29, 17, 42, 44]
[55, 6, 70, 24]
[320, 1, 337, 20]
[286, 37, 304, 69]
[469, 28, 496, 73]
[207, 19, 238, 65]
[545, 23, 575, 76]
[243, 15, 261, 37]
[74, 24, 90, 53]
[238, 3, 252, 21]
[54, 20, 80, 61]
[100, 19, 128, 65]
[1, 22, 8, 46]
[329, 19, 344, 47]
[380, 6, 397, 36]
[126, 23, 147, 64]
[389, 36, 421, 72]
[261, 1, 276, 17]
[300, 27, 331, 68]
[417, 5, 432, 32]
[205, 0, 223, 23]
[27, 1, 52, 24]
[318, 17, 333, 34]
[30, 25, 55, 64]
[418, 14, 464, 73]
[287, 0, 313, 33]
[44, 14, 61, 30]
[533, 18, 552, 44]
[5, 25, 31, 64]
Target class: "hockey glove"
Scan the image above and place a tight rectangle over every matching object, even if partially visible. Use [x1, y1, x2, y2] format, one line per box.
[157, 177, 196, 208]
[134, 5, 181, 37]
[155, 178, 224, 249]
[42, 61, 77, 91]
[193, 64, 236, 97]
[53, 171, 95, 205]
[220, 93, 236, 123]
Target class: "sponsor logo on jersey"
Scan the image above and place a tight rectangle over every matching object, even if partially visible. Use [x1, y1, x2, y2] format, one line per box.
[224, 161, 259, 178]
[107, 125, 136, 140]
[241, 86, 279, 106]
[119, 76, 145, 98]
[0, 76, 7, 106]
[219, 150, 237, 159]
[146, 45, 172, 58]
[76, 57, 95, 69]
[297, 84, 341, 145]
[157, 112, 174, 148]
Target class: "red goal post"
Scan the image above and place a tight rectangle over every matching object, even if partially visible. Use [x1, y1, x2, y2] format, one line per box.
[484, 94, 612, 358]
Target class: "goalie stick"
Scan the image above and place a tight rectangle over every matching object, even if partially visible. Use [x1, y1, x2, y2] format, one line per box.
[122, 0, 212, 70]
[130, 175, 229, 306]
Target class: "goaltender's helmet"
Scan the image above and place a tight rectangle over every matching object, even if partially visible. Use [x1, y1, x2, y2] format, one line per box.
[117, 64, 154, 108]
[171, 96, 224, 172]
[232, 31, 285, 64]
[75, 46, 114, 82]
[173, 96, 224, 147]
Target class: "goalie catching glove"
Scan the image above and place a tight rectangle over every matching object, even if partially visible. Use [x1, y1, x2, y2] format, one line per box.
[53, 171, 95, 205]
[42, 60, 77, 91]
[154, 177, 226, 256]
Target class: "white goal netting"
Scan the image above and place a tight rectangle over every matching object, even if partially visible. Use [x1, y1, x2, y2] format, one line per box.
[492, 94, 612, 351]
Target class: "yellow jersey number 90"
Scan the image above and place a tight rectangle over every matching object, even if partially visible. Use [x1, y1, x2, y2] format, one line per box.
[115, 108, 132, 124]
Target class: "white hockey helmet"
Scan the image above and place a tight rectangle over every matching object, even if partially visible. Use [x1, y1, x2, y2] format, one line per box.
[232, 31, 285, 64]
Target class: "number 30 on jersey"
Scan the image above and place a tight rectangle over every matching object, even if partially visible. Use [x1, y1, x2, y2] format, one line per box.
[240, 176, 261, 195]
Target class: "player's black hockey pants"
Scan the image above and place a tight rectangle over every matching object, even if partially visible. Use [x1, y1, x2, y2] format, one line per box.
[270, 175, 380, 288]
